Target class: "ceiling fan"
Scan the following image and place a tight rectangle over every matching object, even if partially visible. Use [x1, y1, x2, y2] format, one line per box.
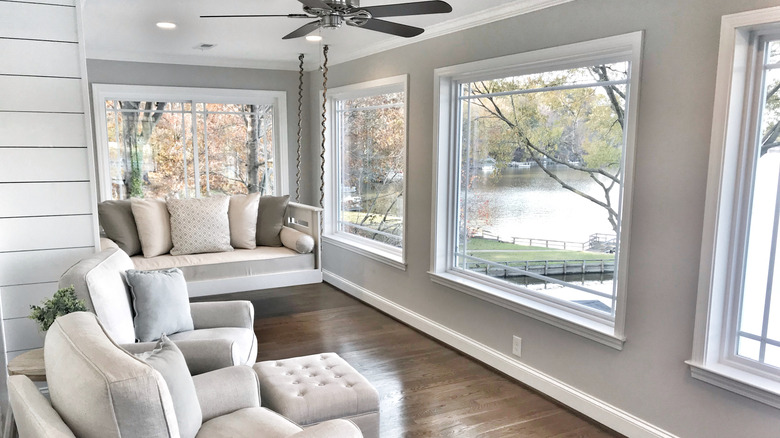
[201, 0, 453, 40]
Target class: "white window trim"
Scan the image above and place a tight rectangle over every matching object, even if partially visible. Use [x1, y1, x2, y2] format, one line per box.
[323, 75, 409, 270]
[91, 84, 289, 202]
[430, 31, 644, 350]
[689, 6, 780, 409]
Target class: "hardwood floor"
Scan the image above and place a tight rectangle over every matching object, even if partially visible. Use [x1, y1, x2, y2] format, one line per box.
[199, 283, 622, 437]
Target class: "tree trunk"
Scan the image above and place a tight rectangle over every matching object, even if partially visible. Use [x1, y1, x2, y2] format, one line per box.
[245, 105, 261, 193]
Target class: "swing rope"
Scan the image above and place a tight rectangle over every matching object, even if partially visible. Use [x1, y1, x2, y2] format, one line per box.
[295, 53, 304, 202]
[320, 45, 329, 214]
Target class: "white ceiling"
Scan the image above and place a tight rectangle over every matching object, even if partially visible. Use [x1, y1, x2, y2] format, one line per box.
[82, 0, 571, 70]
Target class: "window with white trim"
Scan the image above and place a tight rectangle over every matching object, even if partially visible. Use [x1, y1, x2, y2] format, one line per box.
[431, 33, 643, 348]
[92, 85, 288, 200]
[324, 76, 407, 267]
[690, 6, 780, 408]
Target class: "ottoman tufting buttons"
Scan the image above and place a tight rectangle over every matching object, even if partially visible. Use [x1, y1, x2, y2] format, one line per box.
[254, 352, 380, 438]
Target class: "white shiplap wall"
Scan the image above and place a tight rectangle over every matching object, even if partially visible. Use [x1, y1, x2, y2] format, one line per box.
[0, 0, 98, 403]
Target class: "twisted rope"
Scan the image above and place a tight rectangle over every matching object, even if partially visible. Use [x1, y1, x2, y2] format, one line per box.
[320, 45, 329, 214]
[296, 53, 304, 202]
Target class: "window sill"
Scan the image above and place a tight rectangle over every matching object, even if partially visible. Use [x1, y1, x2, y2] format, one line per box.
[687, 360, 780, 409]
[428, 271, 624, 350]
[323, 234, 406, 271]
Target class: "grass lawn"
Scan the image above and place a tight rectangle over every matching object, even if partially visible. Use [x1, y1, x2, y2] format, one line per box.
[464, 237, 613, 263]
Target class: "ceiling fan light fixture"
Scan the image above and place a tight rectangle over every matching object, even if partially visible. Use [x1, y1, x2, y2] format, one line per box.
[156, 21, 177, 30]
[306, 35, 323, 42]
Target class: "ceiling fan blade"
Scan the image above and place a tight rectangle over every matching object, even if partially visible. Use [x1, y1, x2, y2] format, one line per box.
[200, 14, 311, 18]
[361, 1, 452, 18]
[358, 18, 424, 38]
[298, 0, 332, 10]
[282, 20, 322, 39]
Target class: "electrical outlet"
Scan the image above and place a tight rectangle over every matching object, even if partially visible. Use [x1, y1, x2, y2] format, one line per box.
[512, 335, 522, 357]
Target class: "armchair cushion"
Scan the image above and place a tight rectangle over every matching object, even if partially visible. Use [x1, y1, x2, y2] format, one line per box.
[197, 408, 301, 438]
[126, 267, 194, 342]
[136, 335, 202, 438]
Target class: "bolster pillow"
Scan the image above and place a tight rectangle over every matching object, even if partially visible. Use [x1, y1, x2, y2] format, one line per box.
[280, 226, 315, 254]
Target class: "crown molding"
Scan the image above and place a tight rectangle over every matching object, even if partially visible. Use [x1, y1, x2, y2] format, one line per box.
[327, 0, 575, 66]
[86, 48, 302, 71]
[85, 0, 574, 72]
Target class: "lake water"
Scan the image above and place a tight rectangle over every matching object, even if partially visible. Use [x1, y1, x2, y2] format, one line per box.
[466, 164, 620, 313]
[469, 165, 619, 244]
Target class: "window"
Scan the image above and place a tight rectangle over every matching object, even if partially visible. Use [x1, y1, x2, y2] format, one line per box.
[93, 85, 288, 200]
[324, 76, 407, 267]
[690, 6, 780, 408]
[431, 33, 643, 348]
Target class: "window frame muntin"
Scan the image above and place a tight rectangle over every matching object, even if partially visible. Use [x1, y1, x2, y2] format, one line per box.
[92, 84, 289, 202]
[689, 6, 780, 409]
[323, 75, 409, 269]
[430, 31, 644, 350]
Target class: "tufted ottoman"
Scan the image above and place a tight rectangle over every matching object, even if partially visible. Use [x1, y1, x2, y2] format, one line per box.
[253, 353, 379, 438]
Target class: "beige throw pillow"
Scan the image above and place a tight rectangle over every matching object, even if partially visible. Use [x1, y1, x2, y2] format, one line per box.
[228, 193, 261, 249]
[131, 198, 173, 258]
[167, 196, 233, 256]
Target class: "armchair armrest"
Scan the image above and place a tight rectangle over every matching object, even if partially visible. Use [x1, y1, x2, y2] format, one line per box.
[121, 338, 237, 375]
[190, 301, 254, 330]
[8, 375, 76, 438]
[289, 420, 363, 438]
[192, 366, 261, 422]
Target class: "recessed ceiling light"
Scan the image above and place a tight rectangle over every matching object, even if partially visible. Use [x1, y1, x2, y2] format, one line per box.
[156, 22, 177, 30]
[306, 35, 323, 42]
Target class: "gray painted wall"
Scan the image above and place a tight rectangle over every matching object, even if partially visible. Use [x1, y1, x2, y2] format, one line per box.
[86, 60, 313, 202]
[311, 0, 780, 436]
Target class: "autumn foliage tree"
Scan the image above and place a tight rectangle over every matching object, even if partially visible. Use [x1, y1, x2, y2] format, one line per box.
[338, 92, 405, 246]
[465, 63, 628, 234]
[108, 102, 274, 199]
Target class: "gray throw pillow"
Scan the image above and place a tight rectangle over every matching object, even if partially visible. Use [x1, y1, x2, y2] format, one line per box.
[125, 268, 194, 342]
[98, 200, 142, 256]
[256, 195, 290, 247]
[135, 335, 202, 438]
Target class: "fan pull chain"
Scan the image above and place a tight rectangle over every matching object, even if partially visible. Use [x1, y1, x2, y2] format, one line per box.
[296, 53, 304, 203]
[320, 45, 329, 224]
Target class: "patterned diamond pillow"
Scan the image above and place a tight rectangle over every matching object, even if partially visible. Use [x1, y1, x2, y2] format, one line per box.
[167, 196, 233, 256]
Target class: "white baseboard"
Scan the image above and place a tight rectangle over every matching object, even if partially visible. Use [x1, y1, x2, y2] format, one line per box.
[324, 270, 677, 438]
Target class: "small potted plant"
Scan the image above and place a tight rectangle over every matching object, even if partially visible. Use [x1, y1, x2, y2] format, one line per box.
[28, 285, 88, 333]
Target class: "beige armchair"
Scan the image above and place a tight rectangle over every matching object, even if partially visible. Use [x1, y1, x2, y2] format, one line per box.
[59, 248, 256, 374]
[8, 312, 361, 438]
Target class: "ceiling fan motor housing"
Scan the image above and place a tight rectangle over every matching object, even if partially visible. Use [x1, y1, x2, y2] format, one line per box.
[325, 0, 360, 10]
